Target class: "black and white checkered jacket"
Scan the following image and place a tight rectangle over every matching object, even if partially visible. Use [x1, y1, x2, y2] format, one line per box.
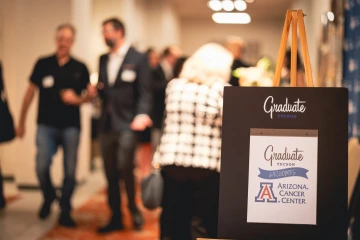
[153, 78, 225, 172]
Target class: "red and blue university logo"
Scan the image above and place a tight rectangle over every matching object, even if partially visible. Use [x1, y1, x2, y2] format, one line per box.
[255, 183, 277, 203]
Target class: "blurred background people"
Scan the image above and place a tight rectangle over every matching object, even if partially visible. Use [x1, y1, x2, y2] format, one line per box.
[16, 24, 91, 227]
[88, 18, 152, 233]
[147, 48, 159, 70]
[173, 56, 188, 79]
[225, 36, 250, 86]
[153, 43, 233, 240]
[151, 46, 181, 151]
[136, 48, 160, 178]
[0, 62, 16, 210]
[280, 48, 306, 87]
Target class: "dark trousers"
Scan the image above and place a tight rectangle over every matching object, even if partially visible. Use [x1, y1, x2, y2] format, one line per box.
[36, 124, 80, 213]
[100, 131, 138, 218]
[160, 166, 220, 240]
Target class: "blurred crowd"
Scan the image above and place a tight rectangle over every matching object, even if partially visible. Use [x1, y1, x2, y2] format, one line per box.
[0, 17, 302, 240]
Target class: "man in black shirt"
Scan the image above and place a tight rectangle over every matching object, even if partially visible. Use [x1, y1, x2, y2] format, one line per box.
[16, 24, 91, 227]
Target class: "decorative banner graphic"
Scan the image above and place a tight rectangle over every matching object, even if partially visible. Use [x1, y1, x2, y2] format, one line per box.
[247, 129, 318, 225]
[258, 167, 309, 179]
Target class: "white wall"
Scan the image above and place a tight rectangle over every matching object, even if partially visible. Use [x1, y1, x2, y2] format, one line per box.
[90, 0, 124, 72]
[144, 0, 181, 51]
[180, 18, 284, 61]
[1, 0, 91, 186]
[89, 0, 181, 73]
[1, 0, 71, 183]
[71, 0, 93, 62]
[89, 0, 150, 71]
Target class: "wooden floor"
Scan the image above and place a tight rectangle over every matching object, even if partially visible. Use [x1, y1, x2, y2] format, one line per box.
[42, 188, 161, 240]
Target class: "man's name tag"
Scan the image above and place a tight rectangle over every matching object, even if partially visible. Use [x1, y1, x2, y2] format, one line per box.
[42, 75, 54, 88]
[121, 70, 136, 83]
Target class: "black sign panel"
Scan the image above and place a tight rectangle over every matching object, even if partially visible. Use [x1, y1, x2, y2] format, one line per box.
[218, 87, 348, 240]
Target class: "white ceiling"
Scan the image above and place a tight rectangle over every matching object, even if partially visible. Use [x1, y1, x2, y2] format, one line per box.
[168, 0, 293, 21]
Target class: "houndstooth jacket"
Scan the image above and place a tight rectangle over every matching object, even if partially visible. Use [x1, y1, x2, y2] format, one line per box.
[153, 78, 226, 172]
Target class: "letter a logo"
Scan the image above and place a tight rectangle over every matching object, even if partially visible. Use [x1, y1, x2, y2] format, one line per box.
[255, 183, 277, 203]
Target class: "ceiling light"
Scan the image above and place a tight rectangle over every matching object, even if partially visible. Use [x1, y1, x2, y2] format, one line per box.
[222, 0, 235, 11]
[327, 11, 335, 21]
[212, 12, 251, 24]
[234, 0, 247, 11]
[208, 0, 222, 11]
[245, 0, 254, 3]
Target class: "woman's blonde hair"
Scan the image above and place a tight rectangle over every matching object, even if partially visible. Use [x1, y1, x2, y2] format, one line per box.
[180, 43, 233, 85]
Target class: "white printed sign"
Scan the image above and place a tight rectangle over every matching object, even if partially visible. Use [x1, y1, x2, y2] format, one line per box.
[247, 130, 318, 225]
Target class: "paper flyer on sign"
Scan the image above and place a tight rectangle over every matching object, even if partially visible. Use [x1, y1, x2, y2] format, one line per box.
[247, 129, 318, 225]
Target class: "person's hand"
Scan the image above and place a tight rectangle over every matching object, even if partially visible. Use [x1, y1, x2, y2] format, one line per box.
[16, 124, 25, 139]
[87, 84, 98, 98]
[131, 115, 153, 131]
[97, 82, 104, 90]
[60, 89, 80, 105]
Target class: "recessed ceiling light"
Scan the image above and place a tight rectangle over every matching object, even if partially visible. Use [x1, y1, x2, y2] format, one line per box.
[212, 12, 251, 24]
[222, 0, 235, 12]
[234, 0, 247, 11]
[245, 0, 255, 3]
[208, 0, 222, 11]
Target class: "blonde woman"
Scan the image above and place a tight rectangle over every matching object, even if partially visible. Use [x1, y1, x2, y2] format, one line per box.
[153, 43, 233, 240]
